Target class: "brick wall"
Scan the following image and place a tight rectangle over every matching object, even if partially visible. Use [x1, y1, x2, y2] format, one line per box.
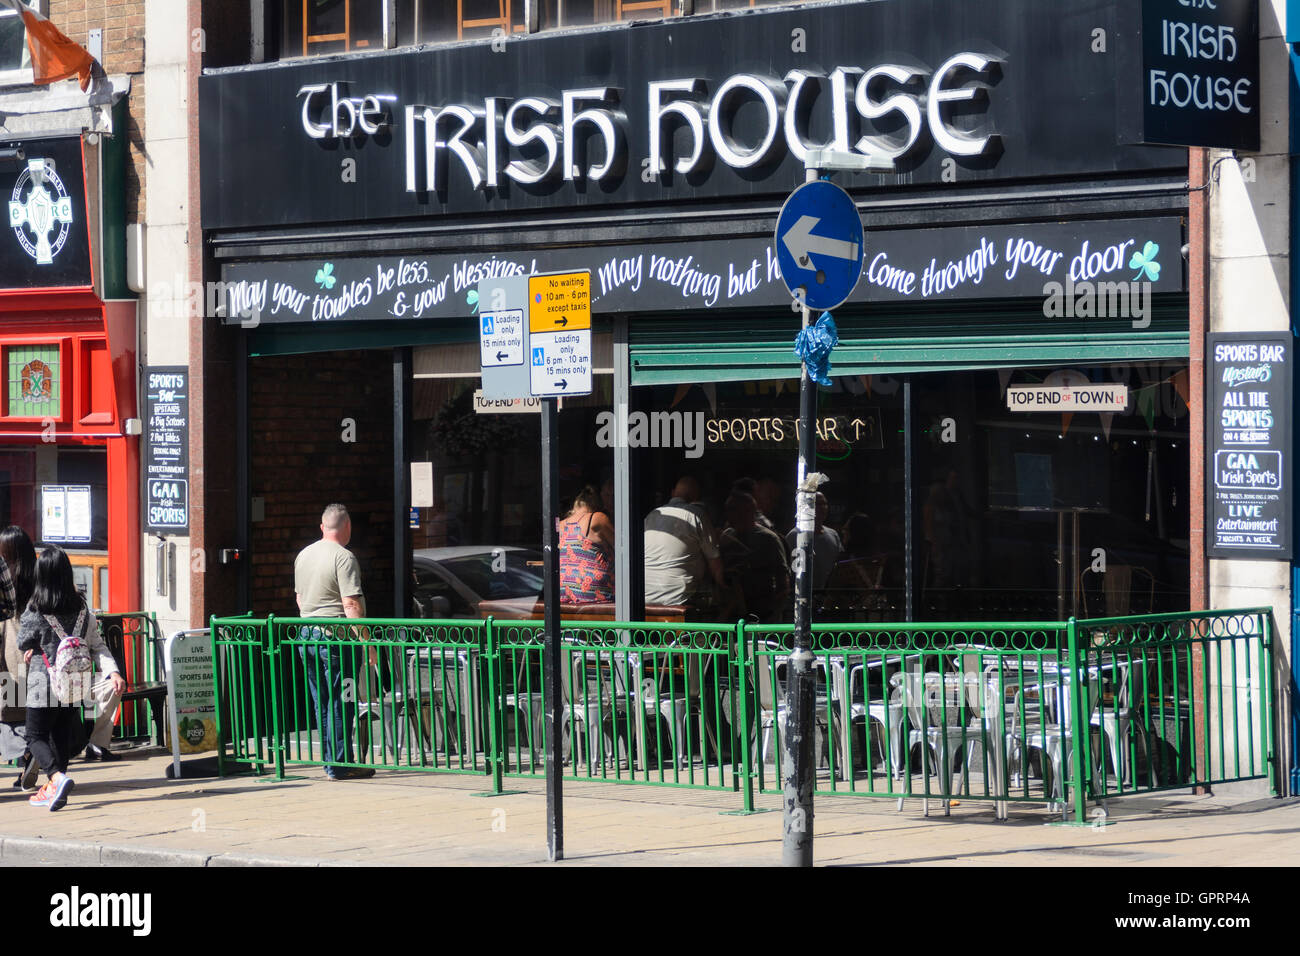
[48, 0, 146, 222]
[249, 350, 396, 618]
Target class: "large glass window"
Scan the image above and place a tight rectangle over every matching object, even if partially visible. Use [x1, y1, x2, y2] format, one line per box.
[630, 362, 1190, 625]
[407, 356, 613, 618]
[0, 445, 109, 551]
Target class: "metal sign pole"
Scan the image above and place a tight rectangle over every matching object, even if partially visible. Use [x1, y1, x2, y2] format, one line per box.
[782, 165, 820, 867]
[540, 396, 564, 861]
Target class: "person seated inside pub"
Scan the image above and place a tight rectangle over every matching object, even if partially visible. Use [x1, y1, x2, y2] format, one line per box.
[719, 492, 791, 624]
[558, 485, 615, 605]
[785, 491, 843, 593]
[644, 476, 725, 619]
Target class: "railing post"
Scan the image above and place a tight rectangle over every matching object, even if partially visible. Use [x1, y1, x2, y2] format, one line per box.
[736, 620, 755, 813]
[267, 614, 284, 780]
[1263, 611, 1281, 797]
[211, 616, 226, 779]
[1067, 616, 1088, 824]
[484, 617, 504, 794]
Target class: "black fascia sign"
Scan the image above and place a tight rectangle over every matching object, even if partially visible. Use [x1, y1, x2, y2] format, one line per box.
[1207, 332, 1290, 560]
[0, 137, 94, 291]
[219, 215, 1186, 325]
[1119, 0, 1260, 151]
[199, 0, 1186, 232]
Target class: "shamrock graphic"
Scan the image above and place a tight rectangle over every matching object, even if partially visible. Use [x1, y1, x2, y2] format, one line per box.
[315, 262, 337, 290]
[467, 289, 479, 314]
[1130, 241, 1160, 283]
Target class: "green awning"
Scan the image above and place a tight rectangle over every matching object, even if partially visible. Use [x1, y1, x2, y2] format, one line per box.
[629, 297, 1189, 385]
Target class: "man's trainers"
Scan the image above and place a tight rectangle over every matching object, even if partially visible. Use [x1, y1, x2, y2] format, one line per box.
[46, 776, 74, 811]
[325, 767, 375, 781]
[28, 781, 54, 808]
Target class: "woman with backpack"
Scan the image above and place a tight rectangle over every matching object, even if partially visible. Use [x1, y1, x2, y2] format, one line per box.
[18, 546, 124, 811]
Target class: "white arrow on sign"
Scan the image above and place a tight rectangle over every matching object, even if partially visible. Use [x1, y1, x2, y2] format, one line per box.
[781, 214, 860, 268]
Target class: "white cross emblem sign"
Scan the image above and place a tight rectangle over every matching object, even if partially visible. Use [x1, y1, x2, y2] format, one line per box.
[8, 159, 74, 266]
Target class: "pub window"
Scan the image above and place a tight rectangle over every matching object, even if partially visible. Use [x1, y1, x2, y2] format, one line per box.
[0, 1, 43, 85]
[394, 0, 527, 45]
[3, 342, 64, 421]
[0, 445, 110, 553]
[281, 0, 386, 58]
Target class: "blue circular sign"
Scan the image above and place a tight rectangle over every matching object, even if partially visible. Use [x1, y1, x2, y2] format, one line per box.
[773, 180, 864, 312]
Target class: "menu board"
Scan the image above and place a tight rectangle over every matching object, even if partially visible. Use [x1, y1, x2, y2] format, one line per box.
[144, 366, 189, 533]
[1207, 333, 1291, 559]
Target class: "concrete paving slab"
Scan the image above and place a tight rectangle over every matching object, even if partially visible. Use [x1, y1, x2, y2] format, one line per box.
[0, 749, 1292, 866]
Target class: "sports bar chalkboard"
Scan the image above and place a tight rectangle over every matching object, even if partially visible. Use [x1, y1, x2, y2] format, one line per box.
[144, 366, 190, 534]
[1207, 332, 1291, 559]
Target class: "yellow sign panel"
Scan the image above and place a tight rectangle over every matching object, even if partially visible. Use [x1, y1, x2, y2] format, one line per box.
[528, 272, 591, 332]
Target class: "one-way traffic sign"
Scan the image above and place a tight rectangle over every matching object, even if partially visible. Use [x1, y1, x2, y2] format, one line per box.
[774, 179, 865, 311]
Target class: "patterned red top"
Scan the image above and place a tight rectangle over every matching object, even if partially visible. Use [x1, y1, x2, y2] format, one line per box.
[559, 512, 614, 603]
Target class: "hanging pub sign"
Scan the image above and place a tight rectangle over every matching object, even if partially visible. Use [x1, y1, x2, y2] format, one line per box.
[1118, 0, 1260, 151]
[144, 366, 190, 534]
[1207, 332, 1290, 560]
[221, 216, 1186, 324]
[0, 137, 93, 291]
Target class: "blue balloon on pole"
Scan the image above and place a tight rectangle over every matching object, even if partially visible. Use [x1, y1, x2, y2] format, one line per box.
[774, 180, 865, 312]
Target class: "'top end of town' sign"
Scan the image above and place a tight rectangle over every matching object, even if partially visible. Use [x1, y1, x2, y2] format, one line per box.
[1120, 0, 1260, 151]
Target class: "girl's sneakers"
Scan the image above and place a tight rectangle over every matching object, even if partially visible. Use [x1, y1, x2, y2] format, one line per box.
[28, 776, 73, 811]
[48, 776, 73, 811]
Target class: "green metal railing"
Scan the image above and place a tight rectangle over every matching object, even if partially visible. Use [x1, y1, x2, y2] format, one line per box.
[210, 607, 1282, 819]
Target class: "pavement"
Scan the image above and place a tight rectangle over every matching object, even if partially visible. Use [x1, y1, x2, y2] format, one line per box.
[0, 747, 1294, 866]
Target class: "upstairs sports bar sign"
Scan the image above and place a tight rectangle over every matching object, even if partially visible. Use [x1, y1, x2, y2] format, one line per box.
[200, 0, 1186, 231]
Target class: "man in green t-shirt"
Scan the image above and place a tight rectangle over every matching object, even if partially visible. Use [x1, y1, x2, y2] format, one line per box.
[294, 504, 374, 781]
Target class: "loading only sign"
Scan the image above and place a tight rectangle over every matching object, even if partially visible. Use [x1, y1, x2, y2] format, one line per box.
[528, 272, 592, 397]
[480, 308, 524, 367]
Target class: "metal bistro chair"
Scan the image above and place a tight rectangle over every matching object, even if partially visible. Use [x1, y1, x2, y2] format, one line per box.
[405, 645, 478, 759]
[97, 612, 169, 747]
[1090, 654, 1155, 790]
[829, 656, 895, 777]
[1004, 661, 1103, 811]
[754, 647, 830, 769]
[562, 645, 635, 770]
[636, 645, 724, 770]
[497, 648, 545, 767]
[920, 665, 994, 802]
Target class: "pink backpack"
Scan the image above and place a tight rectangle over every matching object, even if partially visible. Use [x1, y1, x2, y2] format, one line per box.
[41, 608, 94, 704]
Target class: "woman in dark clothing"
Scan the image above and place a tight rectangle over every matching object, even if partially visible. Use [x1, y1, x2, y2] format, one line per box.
[0, 526, 38, 789]
[18, 547, 123, 811]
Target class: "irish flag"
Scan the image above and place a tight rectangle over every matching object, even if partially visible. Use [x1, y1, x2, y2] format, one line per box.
[0, 0, 95, 91]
